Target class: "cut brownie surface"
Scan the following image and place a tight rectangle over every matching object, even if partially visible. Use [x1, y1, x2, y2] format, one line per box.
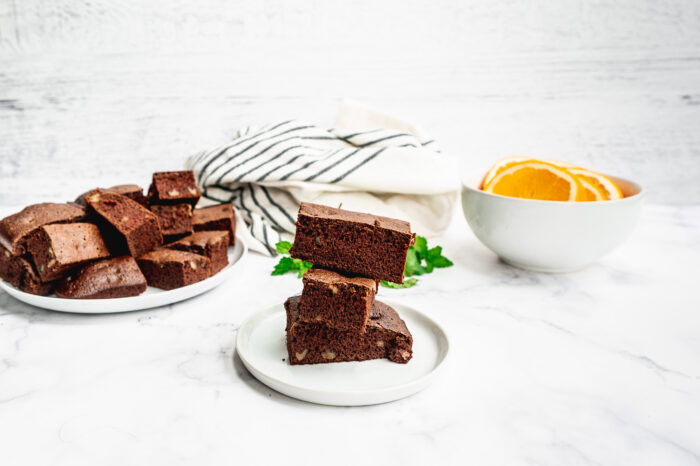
[27, 223, 110, 282]
[299, 268, 376, 332]
[137, 249, 211, 290]
[150, 204, 193, 237]
[56, 256, 147, 299]
[166, 231, 229, 274]
[289, 203, 415, 283]
[285, 296, 413, 365]
[148, 171, 201, 207]
[0, 245, 54, 295]
[0, 244, 23, 287]
[192, 203, 236, 245]
[0, 203, 87, 255]
[86, 191, 163, 257]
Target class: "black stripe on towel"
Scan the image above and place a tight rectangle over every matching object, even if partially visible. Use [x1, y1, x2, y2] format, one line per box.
[213, 132, 313, 184]
[278, 148, 346, 182]
[205, 125, 314, 186]
[303, 148, 363, 182]
[259, 185, 296, 226]
[196, 120, 294, 185]
[329, 147, 387, 184]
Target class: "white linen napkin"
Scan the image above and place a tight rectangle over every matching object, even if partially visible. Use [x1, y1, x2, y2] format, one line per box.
[186, 101, 460, 255]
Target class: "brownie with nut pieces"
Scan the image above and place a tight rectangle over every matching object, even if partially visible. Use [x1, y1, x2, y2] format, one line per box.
[299, 268, 376, 332]
[86, 191, 163, 257]
[192, 203, 236, 246]
[285, 296, 413, 365]
[0, 203, 87, 255]
[137, 249, 211, 290]
[166, 231, 228, 274]
[150, 204, 193, 239]
[147, 171, 201, 207]
[56, 256, 147, 299]
[289, 203, 415, 284]
[26, 223, 110, 282]
[1, 245, 54, 295]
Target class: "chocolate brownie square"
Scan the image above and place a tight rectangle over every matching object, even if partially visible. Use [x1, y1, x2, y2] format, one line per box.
[0, 245, 54, 295]
[289, 203, 415, 283]
[56, 256, 147, 299]
[192, 203, 236, 245]
[299, 268, 376, 332]
[0, 203, 87, 255]
[285, 296, 413, 365]
[137, 249, 211, 290]
[27, 223, 110, 282]
[150, 204, 193, 238]
[108, 184, 147, 206]
[147, 171, 200, 207]
[86, 191, 163, 257]
[75, 185, 146, 207]
[166, 231, 229, 274]
[0, 244, 23, 287]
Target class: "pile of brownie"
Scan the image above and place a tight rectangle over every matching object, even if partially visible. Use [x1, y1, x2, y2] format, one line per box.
[284, 202, 416, 365]
[0, 170, 236, 299]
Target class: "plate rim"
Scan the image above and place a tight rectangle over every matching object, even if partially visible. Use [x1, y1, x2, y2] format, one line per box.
[0, 233, 248, 313]
[235, 298, 450, 403]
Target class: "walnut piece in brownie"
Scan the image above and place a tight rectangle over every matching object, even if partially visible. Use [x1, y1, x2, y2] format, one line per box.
[27, 223, 110, 282]
[86, 191, 163, 257]
[147, 171, 201, 207]
[150, 204, 193, 238]
[285, 296, 413, 365]
[299, 268, 377, 332]
[0, 245, 55, 295]
[192, 203, 236, 245]
[137, 249, 211, 290]
[166, 231, 229, 274]
[289, 203, 415, 283]
[0, 203, 87, 255]
[56, 256, 147, 299]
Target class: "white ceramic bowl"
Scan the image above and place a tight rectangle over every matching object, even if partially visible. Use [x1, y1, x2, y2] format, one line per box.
[461, 174, 644, 272]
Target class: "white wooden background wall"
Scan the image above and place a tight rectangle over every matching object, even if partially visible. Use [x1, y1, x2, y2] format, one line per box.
[1, 0, 699, 205]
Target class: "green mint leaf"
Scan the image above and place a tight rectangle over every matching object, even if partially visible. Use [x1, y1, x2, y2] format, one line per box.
[413, 236, 428, 259]
[275, 240, 293, 255]
[271, 256, 296, 275]
[426, 246, 454, 268]
[380, 278, 418, 289]
[297, 261, 313, 278]
[404, 248, 426, 276]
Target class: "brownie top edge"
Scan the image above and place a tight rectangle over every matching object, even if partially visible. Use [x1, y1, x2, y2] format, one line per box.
[298, 202, 411, 234]
[303, 268, 377, 289]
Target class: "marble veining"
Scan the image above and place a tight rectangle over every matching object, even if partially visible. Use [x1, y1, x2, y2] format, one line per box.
[0, 203, 698, 465]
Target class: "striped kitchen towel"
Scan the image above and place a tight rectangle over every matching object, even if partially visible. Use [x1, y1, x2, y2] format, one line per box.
[185, 101, 460, 255]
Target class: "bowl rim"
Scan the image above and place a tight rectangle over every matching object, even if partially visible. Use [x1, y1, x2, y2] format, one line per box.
[462, 172, 644, 205]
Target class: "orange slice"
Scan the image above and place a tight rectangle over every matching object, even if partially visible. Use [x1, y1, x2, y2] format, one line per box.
[481, 156, 530, 189]
[484, 161, 581, 201]
[566, 167, 622, 200]
[577, 177, 605, 201]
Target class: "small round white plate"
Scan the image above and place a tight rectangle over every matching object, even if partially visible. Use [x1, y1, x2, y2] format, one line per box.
[236, 299, 449, 406]
[0, 234, 247, 314]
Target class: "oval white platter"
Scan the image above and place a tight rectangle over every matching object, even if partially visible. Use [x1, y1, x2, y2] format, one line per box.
[236, 299, 449, 406]
[0, 234, 247, 314]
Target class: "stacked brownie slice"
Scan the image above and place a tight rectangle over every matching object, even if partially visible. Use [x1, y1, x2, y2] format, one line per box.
[0, 170, 237, 298]
[284, 202, 416, 365]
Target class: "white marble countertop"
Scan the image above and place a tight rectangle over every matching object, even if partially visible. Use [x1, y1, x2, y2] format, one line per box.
[1, 203, 698, 465]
